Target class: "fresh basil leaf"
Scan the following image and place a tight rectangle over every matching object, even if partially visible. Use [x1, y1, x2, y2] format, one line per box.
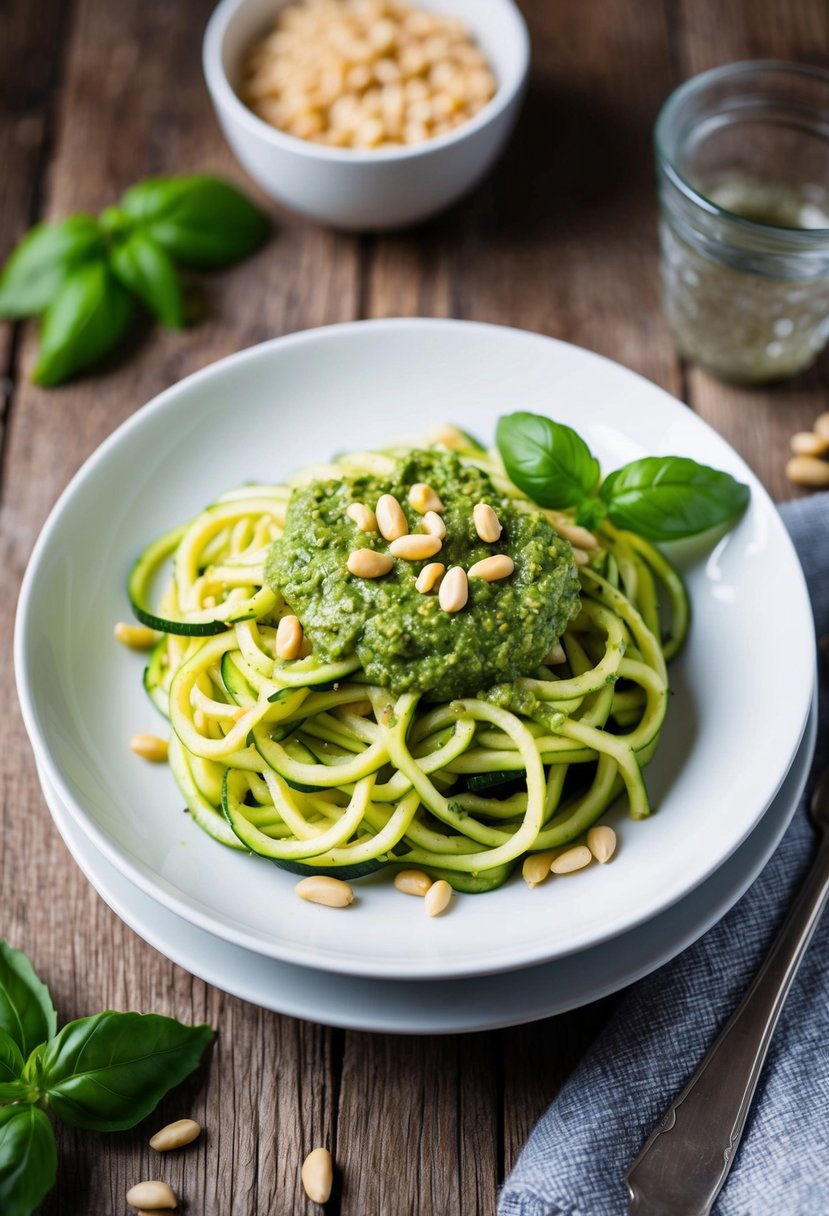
[0, 215, 104, 319]
[33, 261, 134, 386]
[600, 456, 750, 541]
[0, 942, 56, 1059]
[110, 232, 184, 329]
[98, 205, 134, 237]
[26, 1011, 213, 1131]
[496, 412, 600, 509]
[0, 1029, 25, 1088]
[121, 175, 269, 268]
[0, 1105, 57, 1216]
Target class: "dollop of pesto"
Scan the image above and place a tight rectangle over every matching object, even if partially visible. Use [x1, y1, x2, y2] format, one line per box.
[266, 451, 580, 700]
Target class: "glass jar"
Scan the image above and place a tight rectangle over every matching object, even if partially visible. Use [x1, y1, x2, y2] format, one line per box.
[655, 61, 829, 384]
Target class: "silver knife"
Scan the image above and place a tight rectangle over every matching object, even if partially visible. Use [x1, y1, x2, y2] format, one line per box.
[626, 764, 829, 1216]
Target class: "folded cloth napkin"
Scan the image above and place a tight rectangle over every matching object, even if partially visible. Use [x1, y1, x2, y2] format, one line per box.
[499, 492, 829, 1216]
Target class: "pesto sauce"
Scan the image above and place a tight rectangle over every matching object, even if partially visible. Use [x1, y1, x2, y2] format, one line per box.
[266, 451, 580, 700]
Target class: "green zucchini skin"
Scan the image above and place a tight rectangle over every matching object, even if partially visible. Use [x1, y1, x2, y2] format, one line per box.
[270, 858, 385, 881]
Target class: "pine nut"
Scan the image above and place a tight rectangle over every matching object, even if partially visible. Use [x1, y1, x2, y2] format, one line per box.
[346, 502, 378, 532]
[587, 825, 617, 864]
[424, 878, 453, 916]
[786, 455, 829, 488]
[415, 562, 445, 594]
[439, 566, 468, 613]
[125, 1181, 178, 1210]
[522, 851, 558, 888]
[814, 411, 829, 439]
[421, 510, 446, 538]
[376, 493, 408, 540]
[548, 514, 599, 550]
[790, 431, 829, 457]
[572, 547, 590, 566]
[388, 533, 442, 560]
[114, 622, 157, 650]
[276, 614, 303, 660]
[347, 549, 394, 578]
[467, 554, 514, 582]
[296, 875, 354, 908]
[473, 502, 502, 542]
[550, 845, 593, 875]
[130, 735, 169, 763]
[408, 482, 445, 514]
[149, 1118, 201, 1152]
[425, 423, 466, 450]
[301, 1146, 334, 1204]
[543, 641, 566, 665]
[394, 869, 433, 896]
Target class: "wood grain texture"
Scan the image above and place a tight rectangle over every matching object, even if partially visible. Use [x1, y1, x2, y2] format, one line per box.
[2, 0, 826, 1213]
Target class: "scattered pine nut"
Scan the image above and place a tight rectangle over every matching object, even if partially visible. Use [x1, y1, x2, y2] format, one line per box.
[394, 869, 433, 896]
[587, 825, 617, 864]
[130, 734, 169, 763]
[296, 875, 354, 908]
[786, 455, 829, 488]
[346, 502, 378, 532]
[550, 845, 593, 875]
[389, 533, 443, 560]
[572, 547, 590, 566]
[415, 562, 445, 594]
[543, 641, 567, 665]
[276, 614, 303, 660]
[467, 554, 514, 581]
[149, 1118, 201, 1152]
[408, 482, 445, 514]
[548, 514, 599, 550]
[790, 431, 829, 458]
[125, 1180, 178, 1210]
[522, 851, 558, 888]
[425, 424, 467, 450]
[424, 878, 453, 916]
[347, 549, 394, 578]
[439, 566, 468, 613]
[421, 510, 446, 538]
[114, 621, 157, 650]
[814, 411, 829, 440]
[301, 1146, 334, 1205]
[376, 493, 408, 541]
[473, 502, 502, 542]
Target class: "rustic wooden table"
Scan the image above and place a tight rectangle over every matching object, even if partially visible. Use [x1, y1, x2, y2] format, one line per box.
[2, 0, 827, 1212]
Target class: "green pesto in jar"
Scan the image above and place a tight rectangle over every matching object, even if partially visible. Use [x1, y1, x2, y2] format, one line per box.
[265, 450, 580, 700]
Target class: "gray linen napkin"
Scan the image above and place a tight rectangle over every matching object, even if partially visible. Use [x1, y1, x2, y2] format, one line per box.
[499, 492, 829, 1216]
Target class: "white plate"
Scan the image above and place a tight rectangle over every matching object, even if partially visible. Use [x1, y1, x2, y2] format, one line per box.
[35, 693, 816, 1033]
[15, 320, 815, 980]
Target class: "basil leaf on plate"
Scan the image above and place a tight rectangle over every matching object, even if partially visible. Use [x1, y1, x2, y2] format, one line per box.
[110, 232, 184, 329]
[0, 215, 104, 319]
[121, 175, 269, 268]
[0, 941, 56, 1059]
[26, 1011, 213, 1131]
[496, 412, 600, 509]
[600, 455, 750, 541]
[33, 261, 134, 386]
[0, 1105, 57, 1216]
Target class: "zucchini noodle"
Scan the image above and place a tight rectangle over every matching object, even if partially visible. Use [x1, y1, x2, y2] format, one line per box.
[129, 431, 688, 893]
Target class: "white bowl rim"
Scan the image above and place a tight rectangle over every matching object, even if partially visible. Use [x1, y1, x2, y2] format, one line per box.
[202, 0, 531, 163]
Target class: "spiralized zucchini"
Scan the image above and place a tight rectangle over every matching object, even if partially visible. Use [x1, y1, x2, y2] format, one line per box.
[130, 431, 688, 893]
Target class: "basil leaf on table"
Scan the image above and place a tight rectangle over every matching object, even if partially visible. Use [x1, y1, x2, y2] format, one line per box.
[600, 455, 750, 541]
[33, 261, 134, 386]
[121, 175, 269, 267]
[0, 1030, 28, 1102]
[0, 942, 56, 1059]
[0, 1106, 57, 1216]
[0, 215, 104, 319]
[496, 412, 601, 509]
[25, 1011, 213, 1131]
[110, 231, 184, 329]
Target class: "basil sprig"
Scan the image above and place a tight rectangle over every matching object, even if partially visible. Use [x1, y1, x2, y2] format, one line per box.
[0, 940, 213, 1216]
[0, 175, 269, 386]
[497, 411, 749, 541]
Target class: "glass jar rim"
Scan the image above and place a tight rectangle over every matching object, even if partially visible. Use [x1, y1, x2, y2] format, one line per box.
[654, 59, 829, 239]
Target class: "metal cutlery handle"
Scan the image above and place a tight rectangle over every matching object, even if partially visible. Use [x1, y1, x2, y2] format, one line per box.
[626, 834, 829, 1216]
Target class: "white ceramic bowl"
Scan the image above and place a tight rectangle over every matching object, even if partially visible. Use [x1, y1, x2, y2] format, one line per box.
[202, 0, 530, 230]
[15, 319, 815, 981]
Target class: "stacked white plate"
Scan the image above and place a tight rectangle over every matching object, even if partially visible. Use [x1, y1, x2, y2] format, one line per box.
[15, 321, 816, 1033]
